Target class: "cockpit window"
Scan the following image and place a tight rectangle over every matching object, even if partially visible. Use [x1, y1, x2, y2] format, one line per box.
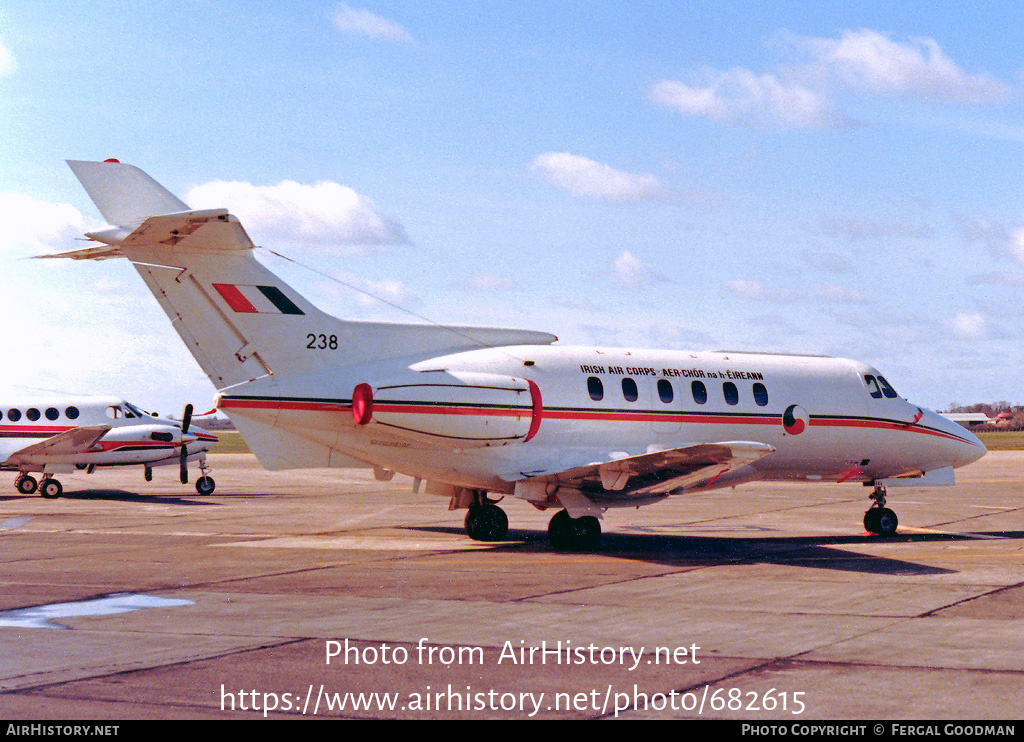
[106, 405, 123, 419]
[876, 376, 899, 399]
[864, 375, 883, 399]
[124, 402, 144, 418]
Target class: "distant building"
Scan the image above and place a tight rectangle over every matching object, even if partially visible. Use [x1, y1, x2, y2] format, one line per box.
[944, 412, 991, 428]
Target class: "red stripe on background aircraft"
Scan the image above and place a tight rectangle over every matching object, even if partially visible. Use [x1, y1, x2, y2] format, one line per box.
[43, 159, 985, 550]
[1, 396, 218, 498]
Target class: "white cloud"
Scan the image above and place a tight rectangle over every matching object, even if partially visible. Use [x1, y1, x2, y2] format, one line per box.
[611, 250, 667, 288]
[469, 273, 517, 291]
[824, 216, 934, 241]
[805, 29, 1011, 104]
[186, 179, 409, 250]
[816, 283, 865, 303]
[725, 279, 796, 302]
[529, 152, 671, 203]
[949, 313, 987, 339]
[649, 29, 1011, 131]
[648, 70, 841, 130]
[0, 193, 94, 254]
[0, 39, 15, 77]
[332, 3, 416, 45]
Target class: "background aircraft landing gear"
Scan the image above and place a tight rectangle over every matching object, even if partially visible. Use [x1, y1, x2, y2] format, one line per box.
[864, 484, 898, 535]
[548, 509, 601, 552]
[15, 474, 37, 495]
[194, 458, 215, 495]
[465, 501, 508, 541]
[39, 477, 62, 499]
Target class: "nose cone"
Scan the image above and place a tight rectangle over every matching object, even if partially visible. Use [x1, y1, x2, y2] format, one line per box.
[186, 425, 219, 452]
[929, 409, 986, 469]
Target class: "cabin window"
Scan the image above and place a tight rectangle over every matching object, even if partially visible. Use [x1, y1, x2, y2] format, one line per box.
[723, 382, 739, 406]
[864, 375, 883, 399]
[65, 406, 80, 420]
[622, 377, 639, 402]
[8, 409, 21, 422]
[587, 376, 604, 401]
[752, 382, 769, 407]
[877, 375, 899, 399]
[45, 407, 59, 421]
[657, 379, 674, 404]
[26, 408, 40, 421]
[692, 380, 707, 405]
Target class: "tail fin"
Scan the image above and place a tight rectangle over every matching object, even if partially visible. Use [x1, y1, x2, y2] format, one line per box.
[56, 160, 557, 392]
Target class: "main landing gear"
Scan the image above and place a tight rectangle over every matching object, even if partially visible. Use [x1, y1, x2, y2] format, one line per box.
[863, 484, 898, 536]
[461, 493, 603, 552]
[547, 509, 601, 552]
[15, 474, 63, 499]
[464, 493, 509, 542]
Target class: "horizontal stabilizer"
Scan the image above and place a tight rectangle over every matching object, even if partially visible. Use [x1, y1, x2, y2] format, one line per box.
[67, 159, 189, 228]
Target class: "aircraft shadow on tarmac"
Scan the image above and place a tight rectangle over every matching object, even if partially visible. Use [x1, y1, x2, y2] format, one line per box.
[0, 489, 225, 506]
[408, 525, 1024, 576]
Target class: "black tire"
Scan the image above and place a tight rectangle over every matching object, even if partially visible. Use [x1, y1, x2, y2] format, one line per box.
[876, 507, 898, 535]
[548, 509, 601, 552]
[16, 475, 38, 495]
[863, 508, 881, 534]
[195, 476, 216, 496]
[465, 504, 508, 541]
[40, 479, 62, 499]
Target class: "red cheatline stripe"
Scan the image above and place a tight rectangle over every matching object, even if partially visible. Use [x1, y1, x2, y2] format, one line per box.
[218, 398, 974, 444]
[212, 283, 258, 313]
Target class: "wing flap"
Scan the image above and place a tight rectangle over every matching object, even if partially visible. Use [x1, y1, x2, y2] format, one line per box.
[515, 440, 775, 505]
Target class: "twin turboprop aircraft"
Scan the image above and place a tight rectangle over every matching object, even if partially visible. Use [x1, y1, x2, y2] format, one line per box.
[46, 159, 986, 550]
[1, 395, 218, 498]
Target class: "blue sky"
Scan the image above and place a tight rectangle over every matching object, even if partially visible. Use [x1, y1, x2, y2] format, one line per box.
[3, 2, 1024, 415]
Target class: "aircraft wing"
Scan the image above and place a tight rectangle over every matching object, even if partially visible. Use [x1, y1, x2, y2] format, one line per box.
[4, 426, 111, 465]
[513, 441, 775, 514]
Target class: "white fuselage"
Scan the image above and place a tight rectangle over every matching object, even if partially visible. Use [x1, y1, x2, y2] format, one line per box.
[218, 345, 984, 501]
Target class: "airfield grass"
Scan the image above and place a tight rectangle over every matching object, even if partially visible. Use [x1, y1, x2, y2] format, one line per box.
[975, 430, 1024, 451]
[211, 429, 1024, 455]
[210, 431, 251, 454]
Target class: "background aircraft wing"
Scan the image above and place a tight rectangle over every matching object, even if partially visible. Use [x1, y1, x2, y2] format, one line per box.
[5, 426, 111, 464]
[517, 441, 776, 501]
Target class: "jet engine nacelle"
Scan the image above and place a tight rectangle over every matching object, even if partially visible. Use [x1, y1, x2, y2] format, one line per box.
[352, 371, 542, 447]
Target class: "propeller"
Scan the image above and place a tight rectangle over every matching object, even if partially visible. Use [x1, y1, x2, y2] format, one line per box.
[180, 403, 193, 484]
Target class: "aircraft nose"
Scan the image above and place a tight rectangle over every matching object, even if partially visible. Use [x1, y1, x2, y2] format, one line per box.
[931, 410, 986, 468]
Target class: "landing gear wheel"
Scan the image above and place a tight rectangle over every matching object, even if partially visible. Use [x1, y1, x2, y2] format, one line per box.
[548, 509, 602, 552]
[864, 507, 898, 535]
[15, 475, 38, 495]
[465, 503, 508, 541]
[39, 478, 62, 499]
[195, 476, 216, 496]
[864, 483, 897, 536]
[876, 507, 898, 535]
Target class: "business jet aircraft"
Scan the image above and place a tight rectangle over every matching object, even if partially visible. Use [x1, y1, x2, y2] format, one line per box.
[45, 159, 985, 550]
[1, 395, 218, 498]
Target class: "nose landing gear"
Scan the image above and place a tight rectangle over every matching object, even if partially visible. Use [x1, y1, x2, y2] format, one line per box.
[864, 484, 898, 535]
